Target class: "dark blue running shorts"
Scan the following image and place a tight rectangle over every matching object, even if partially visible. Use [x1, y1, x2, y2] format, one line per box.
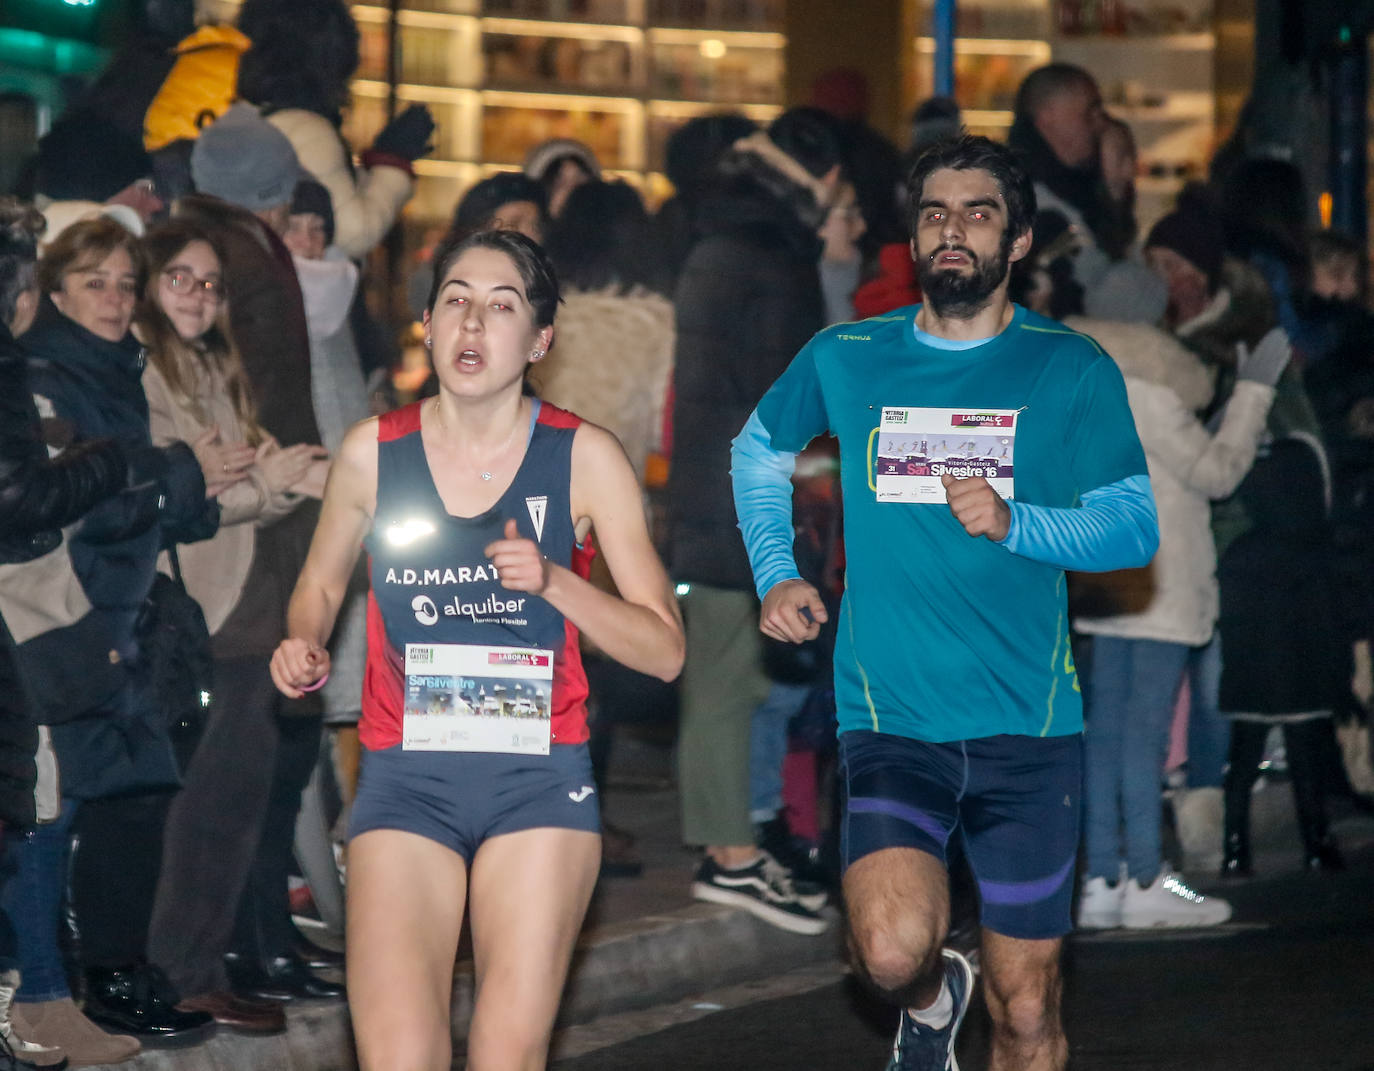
[348, 743, 601, 863]
[839, 729, 1082, 940]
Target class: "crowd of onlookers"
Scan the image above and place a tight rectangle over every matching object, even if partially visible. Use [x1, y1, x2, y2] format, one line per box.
[1, 0, 1373, 1066]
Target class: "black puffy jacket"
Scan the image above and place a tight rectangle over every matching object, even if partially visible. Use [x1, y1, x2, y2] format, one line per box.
[667, 157, 825, 591]
[0, 320, 128, 826]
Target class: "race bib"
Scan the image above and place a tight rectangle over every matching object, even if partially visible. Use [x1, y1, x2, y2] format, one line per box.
[872, 406, 1019, 503]
[403, 643, 554, 754]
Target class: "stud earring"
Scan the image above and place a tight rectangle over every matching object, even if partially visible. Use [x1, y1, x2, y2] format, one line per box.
[424, 337, 432, 348]
[531, 349, 545, 361]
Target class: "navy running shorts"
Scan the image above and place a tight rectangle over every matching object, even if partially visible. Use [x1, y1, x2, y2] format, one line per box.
[839, 729, 1082, 940]
[348, 743, 601, 863]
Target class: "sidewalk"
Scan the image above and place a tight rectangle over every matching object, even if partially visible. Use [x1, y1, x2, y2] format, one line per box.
[81, 732, 1374, 1070]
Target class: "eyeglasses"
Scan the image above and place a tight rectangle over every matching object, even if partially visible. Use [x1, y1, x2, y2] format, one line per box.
[163, 270, 224, 299]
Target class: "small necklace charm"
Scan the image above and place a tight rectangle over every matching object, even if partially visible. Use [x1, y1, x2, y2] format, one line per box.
[481, 471, 493, 481]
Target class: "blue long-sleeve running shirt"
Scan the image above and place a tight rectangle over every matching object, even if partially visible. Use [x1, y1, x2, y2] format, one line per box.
[731, 304, 1157, 742]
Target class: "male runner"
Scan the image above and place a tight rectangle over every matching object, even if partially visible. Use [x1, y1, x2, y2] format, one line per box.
[730, 134, 1159, 1070]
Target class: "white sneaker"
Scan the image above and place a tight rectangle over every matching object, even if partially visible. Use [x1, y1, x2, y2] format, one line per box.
[1121, 869, 1232, 928]
[1076, 875, 1125, 929]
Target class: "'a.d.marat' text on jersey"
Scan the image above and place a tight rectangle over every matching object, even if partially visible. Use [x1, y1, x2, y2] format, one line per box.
[384, 564, 500, 586]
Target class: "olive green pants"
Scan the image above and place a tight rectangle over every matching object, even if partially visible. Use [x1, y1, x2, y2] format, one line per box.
[677, 584, 773, 847]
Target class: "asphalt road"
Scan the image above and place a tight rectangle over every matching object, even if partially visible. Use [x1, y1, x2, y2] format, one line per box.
[552, 846, 1374, 1071]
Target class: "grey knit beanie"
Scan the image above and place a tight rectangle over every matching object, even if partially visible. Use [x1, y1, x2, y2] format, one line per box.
[191, 102, 302, 212]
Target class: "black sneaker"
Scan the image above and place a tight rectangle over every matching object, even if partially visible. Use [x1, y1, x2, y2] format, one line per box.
[690, 852, 830, 935]
[885, 948, 974, 1070]
[755, 816, 831, 912]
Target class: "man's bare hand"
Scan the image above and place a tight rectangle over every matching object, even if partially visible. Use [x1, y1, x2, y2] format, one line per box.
[942, 473, 1011, 541]
[760, 578, 828, 643]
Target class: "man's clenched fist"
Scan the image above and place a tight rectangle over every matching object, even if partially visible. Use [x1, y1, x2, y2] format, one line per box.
[942, 472, 1011, 541]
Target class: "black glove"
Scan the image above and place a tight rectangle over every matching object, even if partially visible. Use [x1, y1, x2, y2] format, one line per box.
[370, 104, 435, 163]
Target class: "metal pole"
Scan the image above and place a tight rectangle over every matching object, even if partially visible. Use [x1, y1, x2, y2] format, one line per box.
[933, 0, 956, 98]
[384, 0, 403, 328]
[386, 0, 400, 119]
[1329, 30, 1368, 242]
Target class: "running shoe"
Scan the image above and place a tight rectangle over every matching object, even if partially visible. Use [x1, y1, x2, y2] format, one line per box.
[690, 852, 829, 935]
[1075, 875, 1125, 929]
[1121, 869, 1232, 928]
[885, 948, 975, 1071]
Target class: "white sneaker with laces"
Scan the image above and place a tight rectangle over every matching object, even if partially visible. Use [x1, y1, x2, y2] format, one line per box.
[1121, 869, 1232, 928]
[1076, 875, 1125, 929]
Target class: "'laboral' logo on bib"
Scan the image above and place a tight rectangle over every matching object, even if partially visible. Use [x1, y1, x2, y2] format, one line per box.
[489, 650, 551, 668]
[526, 495, 548, 541]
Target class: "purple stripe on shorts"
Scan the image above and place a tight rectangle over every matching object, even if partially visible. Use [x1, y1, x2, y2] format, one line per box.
[978, 854, 1076, 906]
[848, 796, 950, 845]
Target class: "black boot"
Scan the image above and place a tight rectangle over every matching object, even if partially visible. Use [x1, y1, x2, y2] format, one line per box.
[1220, 723, 1264, 879]
[224, 950, 344, 1002]
[226, 878, 344, 1002]
[1286, 722, 1346, 873]
[60, 830, 85, 1004]
[1220, 785, 1253, 878]
[83, 963, 215, 1046]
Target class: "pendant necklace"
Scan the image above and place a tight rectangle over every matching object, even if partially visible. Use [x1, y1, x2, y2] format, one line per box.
[433, 398, 519, 482]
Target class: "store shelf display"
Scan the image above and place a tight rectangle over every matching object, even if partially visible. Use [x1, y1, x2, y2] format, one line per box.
[484, 31, 637, 91]
[1054, 0, 1212, 36]
[650, 39, 782, 103]
[649, 0, 782, 32]
[193, 0, 785, 226]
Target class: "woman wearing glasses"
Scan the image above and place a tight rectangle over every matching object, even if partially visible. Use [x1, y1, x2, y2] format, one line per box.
[137, 220, 329, 1034]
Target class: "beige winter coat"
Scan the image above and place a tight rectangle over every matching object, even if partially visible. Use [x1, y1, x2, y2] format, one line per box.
[143, 358, 300, 635]
[529, 285, 674, 483]
[1067, 317, 1274, 646]
[266, 108, 412, 260]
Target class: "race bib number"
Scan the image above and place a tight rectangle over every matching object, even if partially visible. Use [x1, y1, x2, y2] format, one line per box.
[872, 406, 1018, 503]
[403, 643, 553, 754]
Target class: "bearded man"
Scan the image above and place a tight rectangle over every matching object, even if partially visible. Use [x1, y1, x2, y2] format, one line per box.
[729, 134, 1158, 1071]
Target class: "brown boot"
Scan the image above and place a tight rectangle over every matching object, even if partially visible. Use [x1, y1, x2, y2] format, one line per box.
[11, 998, 141, 1068]
[0, 969, 66, 1068]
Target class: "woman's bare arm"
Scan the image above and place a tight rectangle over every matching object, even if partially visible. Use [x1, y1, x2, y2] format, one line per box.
[483, 423, 684, 682]
[270, 417, 378, 696]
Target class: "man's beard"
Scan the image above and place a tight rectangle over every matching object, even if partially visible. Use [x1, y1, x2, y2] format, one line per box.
[916, 241, 1010, 319]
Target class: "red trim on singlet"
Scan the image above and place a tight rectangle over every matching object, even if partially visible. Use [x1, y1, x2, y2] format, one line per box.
[357, 405, 596, 751]
[378, 400, 423, 442]
[535, 400, 581, 430]
[359, 580, 405, 752]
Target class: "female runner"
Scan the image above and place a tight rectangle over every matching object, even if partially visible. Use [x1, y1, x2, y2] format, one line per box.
[269, 228, 684, 1071]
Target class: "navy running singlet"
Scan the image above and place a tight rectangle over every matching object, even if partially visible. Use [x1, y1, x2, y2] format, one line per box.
[359, 400, 592, 751]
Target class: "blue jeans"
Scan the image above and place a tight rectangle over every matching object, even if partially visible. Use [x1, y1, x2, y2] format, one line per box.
[0, 801, 76, 1001]
[1185, 633, 1230, 788]
[748, 682, 812, 823]
[1083, 637, 1188, 884]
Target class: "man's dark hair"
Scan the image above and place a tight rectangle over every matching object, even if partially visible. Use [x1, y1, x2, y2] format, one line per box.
[1013, 63, 1098, 121]
[543, 180, 662, 295]
[452, 172, 548, 237]
[426, 228, 561, 328]
[236, 0, 361, 123]
[905, 134, 1037, 244]
[767, 107, 842, 179]
[1309, 228, 1364, 269]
